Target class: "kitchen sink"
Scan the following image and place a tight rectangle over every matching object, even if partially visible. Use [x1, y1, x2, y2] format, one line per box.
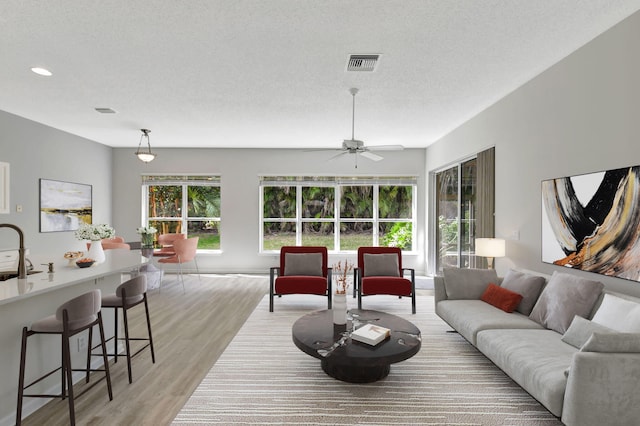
[0, 270, 42, 281]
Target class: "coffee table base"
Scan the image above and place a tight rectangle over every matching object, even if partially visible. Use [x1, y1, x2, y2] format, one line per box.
[321, 360, 391, 383]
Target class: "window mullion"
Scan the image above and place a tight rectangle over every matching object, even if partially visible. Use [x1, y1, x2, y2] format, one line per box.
[296, 184, 302, 246]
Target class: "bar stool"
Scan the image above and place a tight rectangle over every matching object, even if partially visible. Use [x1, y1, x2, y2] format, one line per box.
[16, 289, 112, 425]
[94, 275, 155, 383]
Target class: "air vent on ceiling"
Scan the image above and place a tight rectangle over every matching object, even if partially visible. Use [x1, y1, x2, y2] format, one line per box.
[95, 107, 117, 114]
[347, 54, 379, 72]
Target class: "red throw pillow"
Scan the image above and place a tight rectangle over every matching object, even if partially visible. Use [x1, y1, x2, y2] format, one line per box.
[481, 283, 523, 313]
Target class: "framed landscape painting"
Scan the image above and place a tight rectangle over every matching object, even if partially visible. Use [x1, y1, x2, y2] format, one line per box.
[39, 179, 92, 232]
[541, 165, 640, 282]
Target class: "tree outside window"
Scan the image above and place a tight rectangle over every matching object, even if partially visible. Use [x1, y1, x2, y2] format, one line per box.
[143, 176, 221, 250]
[261, 176, 416, 252]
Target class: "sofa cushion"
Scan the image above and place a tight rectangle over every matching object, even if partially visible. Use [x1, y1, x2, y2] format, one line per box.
[363, 253, 400, 277]
[591, 293, 640, 332]
[283, 253, 323, 276]
[442, 267, 498, 300]
[529, 271, 604, 334]
[480, 283, 523, 313]
[561, 315, 614, 349]
[476, 329, 574, 417]
[581, 332, 640, 353]
[500, 269, 546, 315]
[436, 299, 544, 346]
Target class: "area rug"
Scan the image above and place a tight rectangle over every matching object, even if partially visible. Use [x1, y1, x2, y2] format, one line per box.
[173, 294, 562, 425]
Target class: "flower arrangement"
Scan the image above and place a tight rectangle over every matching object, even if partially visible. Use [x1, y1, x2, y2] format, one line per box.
[136, 226, 157, 236]
[74, 223, 115, 241]
[136, 226, 157, 248]
[332, 259, 354, 294]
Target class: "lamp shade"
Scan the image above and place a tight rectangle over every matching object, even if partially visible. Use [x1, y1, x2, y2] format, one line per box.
[475, 238, 506, 258]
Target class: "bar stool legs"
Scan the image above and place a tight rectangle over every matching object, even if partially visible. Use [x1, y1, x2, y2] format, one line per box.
[15, 290, 112, 426]
[98, 275, 155, 384]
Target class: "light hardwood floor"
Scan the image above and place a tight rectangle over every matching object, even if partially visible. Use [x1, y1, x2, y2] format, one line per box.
[20, 274, 268, 426]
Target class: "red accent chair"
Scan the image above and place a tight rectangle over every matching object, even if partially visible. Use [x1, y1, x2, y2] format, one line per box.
[269, 246, 332, 312]
[356, 246, 416, 314]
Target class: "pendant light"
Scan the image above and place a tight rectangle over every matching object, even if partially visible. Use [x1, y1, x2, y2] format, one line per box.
[135, 129, 156, 162]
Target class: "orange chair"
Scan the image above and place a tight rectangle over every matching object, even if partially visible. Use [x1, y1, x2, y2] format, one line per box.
[158, 237, 199, 292]
[269, 246, 332, 312]
[356, 246, 416, 313]
[154, 233, 186, 257]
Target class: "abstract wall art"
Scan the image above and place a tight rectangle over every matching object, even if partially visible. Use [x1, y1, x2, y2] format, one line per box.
[542, 165, 640, 282]
[39, 179, 92, 232]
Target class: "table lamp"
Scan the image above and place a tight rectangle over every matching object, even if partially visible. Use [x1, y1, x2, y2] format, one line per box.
[475, 238, 505, 269]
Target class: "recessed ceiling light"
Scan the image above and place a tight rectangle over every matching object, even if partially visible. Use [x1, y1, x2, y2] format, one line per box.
[31, 67, 52, 76]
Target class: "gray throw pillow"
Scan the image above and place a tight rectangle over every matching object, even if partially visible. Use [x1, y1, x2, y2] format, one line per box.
[561, 315, 614, 349]
[500, 269, 546, 315]
[363, 253, 400, 277]
[442, 267, 498, 300]
[528, 271, 604, 334]
[581, 332, 640, 353]
[284, 253, 323, 276]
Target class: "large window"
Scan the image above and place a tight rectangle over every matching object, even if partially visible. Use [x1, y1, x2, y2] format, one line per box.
[142, 175, 221, 250]
[261, 176, 416, 252]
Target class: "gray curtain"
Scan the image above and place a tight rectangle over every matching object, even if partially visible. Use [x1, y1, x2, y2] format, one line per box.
[476, 147, 495, 239]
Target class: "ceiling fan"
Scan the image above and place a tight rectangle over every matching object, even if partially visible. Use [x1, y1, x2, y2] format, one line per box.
[316, 88, 404, 168]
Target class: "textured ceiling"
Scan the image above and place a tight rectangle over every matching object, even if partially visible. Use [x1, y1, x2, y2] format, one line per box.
[1, 1, 639, 150]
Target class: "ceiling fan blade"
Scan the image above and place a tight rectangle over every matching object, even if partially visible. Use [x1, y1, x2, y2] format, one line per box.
[328, 151, 349, 161]
[360, 151, 384, 161]
[365, 144, 405, 151]
[304, 147, 343, 152]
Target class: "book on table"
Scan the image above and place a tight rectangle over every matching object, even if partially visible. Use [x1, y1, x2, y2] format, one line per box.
[351, 323, 391, 346]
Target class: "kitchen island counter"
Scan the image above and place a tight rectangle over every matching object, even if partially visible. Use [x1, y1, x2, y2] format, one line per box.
[0, 249, 147, 426]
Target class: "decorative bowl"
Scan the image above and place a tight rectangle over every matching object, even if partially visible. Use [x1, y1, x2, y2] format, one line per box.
[76, 258, 95, 268]
[65, 251, 84, 266]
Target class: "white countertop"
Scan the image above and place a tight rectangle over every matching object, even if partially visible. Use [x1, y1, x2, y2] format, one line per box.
[0, 250, 147, 306]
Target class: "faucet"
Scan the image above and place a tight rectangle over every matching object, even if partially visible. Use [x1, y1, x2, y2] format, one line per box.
[0, 224, 27, 279]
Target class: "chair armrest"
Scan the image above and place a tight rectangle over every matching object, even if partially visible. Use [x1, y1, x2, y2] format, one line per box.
[269, 267, 280, 286]
[433, 275, 447, 304]
[353, 267, 361, 298]
[327, 267, 333, 294]
[562, 351, 640, 426]
[401, 268, 415, 283]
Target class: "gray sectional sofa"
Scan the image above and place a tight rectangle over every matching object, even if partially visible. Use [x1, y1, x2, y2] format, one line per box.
[434, 267, 640, 426]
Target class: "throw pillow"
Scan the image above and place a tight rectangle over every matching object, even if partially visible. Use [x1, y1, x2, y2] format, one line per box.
[528, 271, 604, 334]
[442, 267, 499, 300]
[591, 293, 640, 332]
[480, 283, 523, 313]
[500, 269, 546, 315]
[283, 253, 323, 276]
[581, 332, 640, 353]
[363, 253, 400, 277]
[561, 315, 614, 349]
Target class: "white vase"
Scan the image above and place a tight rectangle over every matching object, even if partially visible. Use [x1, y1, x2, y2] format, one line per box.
[87, 240, 106, 264]
[333, 292, 347, 325]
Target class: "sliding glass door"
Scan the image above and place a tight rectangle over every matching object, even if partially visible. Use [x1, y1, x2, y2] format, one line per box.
[435, 158, 477, 273]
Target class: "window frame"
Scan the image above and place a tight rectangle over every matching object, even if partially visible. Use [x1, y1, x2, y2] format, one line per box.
[142, 174, 221, 252]
[260, 175, 417, 253]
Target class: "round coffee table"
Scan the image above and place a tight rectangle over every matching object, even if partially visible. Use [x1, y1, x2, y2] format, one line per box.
[292, 309, 421, 383]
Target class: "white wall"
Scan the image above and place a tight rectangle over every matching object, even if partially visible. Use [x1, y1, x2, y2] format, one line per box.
[0, 111, 112, 256]
[426, 11, 640, 297]
[112, 147, 426, 274]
